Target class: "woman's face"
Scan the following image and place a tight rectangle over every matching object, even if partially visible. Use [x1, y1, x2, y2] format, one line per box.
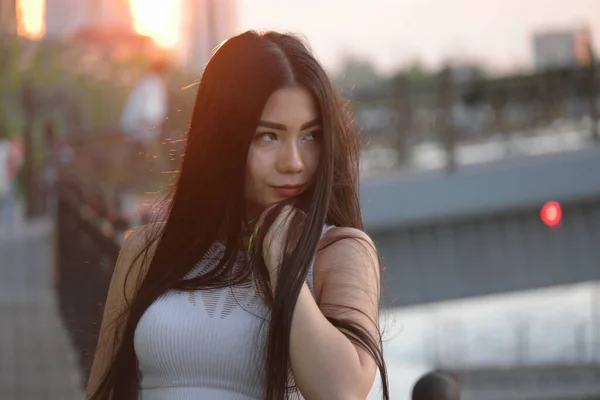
[245, 85, 322, 218]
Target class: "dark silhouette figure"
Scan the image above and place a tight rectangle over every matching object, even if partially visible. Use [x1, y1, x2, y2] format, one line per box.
[412, 370, 461, 400]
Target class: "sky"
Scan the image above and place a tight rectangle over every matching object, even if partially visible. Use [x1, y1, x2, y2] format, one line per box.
[237, 0, 600, 75]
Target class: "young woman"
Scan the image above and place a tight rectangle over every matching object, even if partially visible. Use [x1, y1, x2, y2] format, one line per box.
[87, 30, 389, 400]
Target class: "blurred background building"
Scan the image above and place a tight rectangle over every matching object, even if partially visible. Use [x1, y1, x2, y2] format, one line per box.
[0, 0, 18, 36]
[42, 0, 238, 72]
[533, 26, 594, 71]
[179, 0, 238, 73]
[44, 0, 132, 38]
[94, 0, 133, 30]
[44, 0, 89, 38]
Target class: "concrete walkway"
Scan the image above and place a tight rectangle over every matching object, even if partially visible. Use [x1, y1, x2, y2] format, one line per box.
[0, 203, 84, 400]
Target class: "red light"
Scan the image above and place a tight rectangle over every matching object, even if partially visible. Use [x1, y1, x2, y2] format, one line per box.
[541, 201, 562, 227]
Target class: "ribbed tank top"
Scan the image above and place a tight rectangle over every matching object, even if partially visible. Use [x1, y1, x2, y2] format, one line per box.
[133, 225, 335, 399]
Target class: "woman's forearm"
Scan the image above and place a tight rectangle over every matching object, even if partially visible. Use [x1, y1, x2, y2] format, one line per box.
[286, 283, 373, 400]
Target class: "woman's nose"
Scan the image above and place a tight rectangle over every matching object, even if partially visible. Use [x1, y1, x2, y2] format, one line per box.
[276, 141, 304, 173]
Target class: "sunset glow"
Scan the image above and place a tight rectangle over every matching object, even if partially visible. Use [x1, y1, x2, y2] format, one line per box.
[17, 0, 45, 40]
[129, 0, 182, 47]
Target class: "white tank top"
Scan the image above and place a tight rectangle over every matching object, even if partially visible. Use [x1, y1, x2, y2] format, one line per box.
[133, 225, 335, 399]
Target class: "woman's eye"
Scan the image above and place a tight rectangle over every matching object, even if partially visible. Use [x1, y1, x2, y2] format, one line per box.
[304, 130, 321, 141]
[256, 132, 277, 143]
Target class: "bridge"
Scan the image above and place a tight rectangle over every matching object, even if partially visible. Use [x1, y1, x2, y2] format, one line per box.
[362, 146, 600, 306]
[359, 144, 600, 399]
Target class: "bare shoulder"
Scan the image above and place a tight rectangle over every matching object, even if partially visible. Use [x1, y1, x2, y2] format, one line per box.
[113, 222, 164, 293]
[312, 227, 380, 301]
[316, 227, 378, 273]
[322, 227, 376, 248]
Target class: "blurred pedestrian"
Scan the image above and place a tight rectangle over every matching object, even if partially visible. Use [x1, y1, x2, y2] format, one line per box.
[87, 31, 389, 400]
[412, 370, 461, 400]
[120, 58, 169, 150]
[119, 58, 169, 189]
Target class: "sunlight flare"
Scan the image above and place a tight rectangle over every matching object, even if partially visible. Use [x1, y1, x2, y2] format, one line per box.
[16, 0, 45, 39]
[129, 0, 181, 47]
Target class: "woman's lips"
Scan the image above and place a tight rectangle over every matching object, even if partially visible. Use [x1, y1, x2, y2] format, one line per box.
[272, 185, 303, 197]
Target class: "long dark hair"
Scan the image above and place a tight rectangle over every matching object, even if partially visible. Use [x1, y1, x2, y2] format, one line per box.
[90, 30, 389, 400]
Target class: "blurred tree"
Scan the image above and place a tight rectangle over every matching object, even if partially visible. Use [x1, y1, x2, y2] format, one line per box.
[334, 55, 386, 96]
[388, 61, 439, 108]
[404, 60, 436, 88]
[0, 35, 196, 193]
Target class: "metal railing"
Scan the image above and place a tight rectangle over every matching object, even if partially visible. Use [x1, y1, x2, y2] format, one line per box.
[56, 172, 129, 382]
[352, 65, 599, 174]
